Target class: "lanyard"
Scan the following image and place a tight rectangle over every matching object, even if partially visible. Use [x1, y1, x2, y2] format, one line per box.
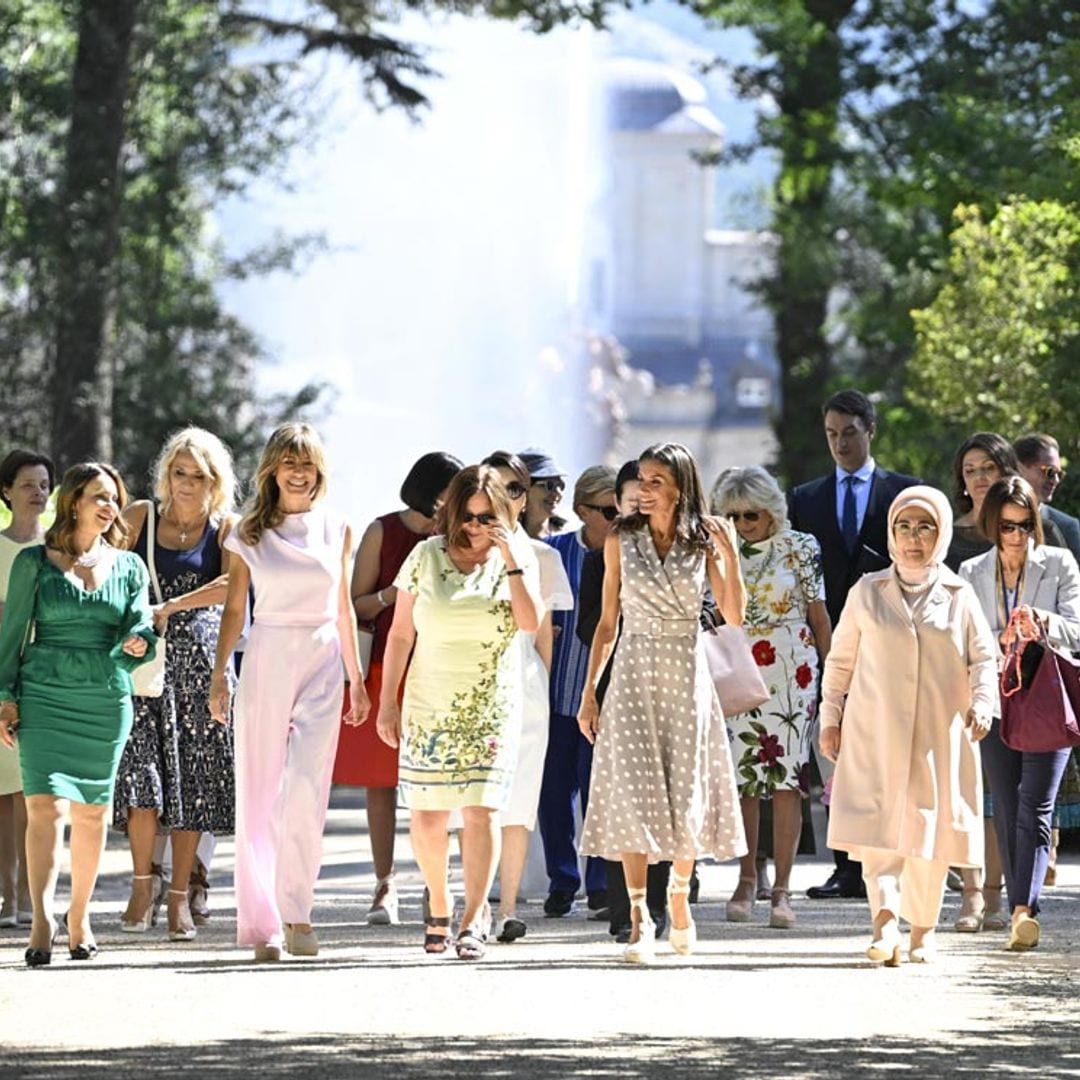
[995, 555, 1026, 630]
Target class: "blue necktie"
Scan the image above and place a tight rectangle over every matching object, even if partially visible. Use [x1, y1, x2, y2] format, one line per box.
[842, 475, 859, 554]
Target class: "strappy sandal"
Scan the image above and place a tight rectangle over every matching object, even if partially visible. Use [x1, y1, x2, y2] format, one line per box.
[455, 929, 486, 961]
[424, 915, 451, 955]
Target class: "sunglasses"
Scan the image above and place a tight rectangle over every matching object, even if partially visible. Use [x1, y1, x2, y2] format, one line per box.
[505, 482, 528, 500]
[462, 512, 498, 526]
[1036, 464, 1066, 483]
[531, 478, 565, 494]
[583, 503, 618, 521]
[726, 511, 761, 523]
[893, 521, 938, 539]
[999, 520, 1035, 535]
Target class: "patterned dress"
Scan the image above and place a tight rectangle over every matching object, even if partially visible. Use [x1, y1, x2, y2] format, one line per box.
[731, 529, 824, 798]
[113, 510, 235, 833]
[580, 530, 746, 862]
[393, 536, 530, 810]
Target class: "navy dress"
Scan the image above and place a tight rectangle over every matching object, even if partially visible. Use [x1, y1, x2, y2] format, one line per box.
[113, 512, 235, 834]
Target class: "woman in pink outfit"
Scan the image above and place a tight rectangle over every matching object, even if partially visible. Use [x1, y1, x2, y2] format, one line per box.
[210, 424, 369, 962]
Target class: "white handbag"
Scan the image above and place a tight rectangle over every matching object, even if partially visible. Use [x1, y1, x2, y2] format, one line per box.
[703, 625, 770, 716]
[131, 504, 166, 698]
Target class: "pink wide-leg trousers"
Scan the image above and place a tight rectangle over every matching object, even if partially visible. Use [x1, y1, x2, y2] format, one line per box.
[234, 620, 344, 946]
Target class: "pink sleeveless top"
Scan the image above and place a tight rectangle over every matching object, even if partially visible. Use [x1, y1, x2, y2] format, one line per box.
[224, 506, 345, 628]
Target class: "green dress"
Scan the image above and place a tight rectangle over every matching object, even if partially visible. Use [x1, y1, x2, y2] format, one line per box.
[393, 536, 526, 810]
[0, 545, 157, 805]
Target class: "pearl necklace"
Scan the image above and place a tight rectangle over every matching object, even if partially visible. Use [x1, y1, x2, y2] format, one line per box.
[896, 570, 935, 595]
[72, 542, 106, 569]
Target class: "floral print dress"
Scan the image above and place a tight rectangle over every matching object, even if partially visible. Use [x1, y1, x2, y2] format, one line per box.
[731, 529, 825, 798]
[394, 536, 528, 810]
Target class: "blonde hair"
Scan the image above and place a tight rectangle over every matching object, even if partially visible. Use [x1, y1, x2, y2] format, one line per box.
[709, 466, 789, 537]
[46, 462, 130, 555]
[153, 426, 237, 521]
[572, 465, 616, 510]
[238, 423, 329, 545]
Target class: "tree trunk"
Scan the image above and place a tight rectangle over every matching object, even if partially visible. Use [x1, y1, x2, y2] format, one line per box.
[50, 0, 139, 470]
[768, 1, 854, 485]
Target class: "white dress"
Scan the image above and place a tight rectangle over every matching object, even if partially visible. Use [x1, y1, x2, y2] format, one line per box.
[501, 539, 573, 829]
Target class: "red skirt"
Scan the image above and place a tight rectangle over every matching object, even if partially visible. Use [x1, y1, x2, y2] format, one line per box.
[331, 660, 400, 788]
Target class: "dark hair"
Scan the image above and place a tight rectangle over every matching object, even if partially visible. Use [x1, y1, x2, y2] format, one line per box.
[399, 452, 463, 519]
[614, 459, 640, 501]
[45, 462, 130, 555]
[0, 449, 55, 510]
[481, 450, 530, 491]
[616, 443, 711, 553]
[439, 465, 515, 549]
[1014, 433, 1060, 466]
[822, 390, 876, 432]
[952, 433, 1019, 513]
[979, 476, 1045, 548]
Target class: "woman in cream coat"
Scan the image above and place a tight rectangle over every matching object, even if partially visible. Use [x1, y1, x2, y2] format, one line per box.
[820, 486, 997, 965]
[959, 476, 1080, 952]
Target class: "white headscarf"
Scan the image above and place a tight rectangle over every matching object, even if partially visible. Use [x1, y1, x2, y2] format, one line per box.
[887, 485, 954, 586]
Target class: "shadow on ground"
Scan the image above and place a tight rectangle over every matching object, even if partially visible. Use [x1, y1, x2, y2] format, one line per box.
[7, 1024, 1080, 1079]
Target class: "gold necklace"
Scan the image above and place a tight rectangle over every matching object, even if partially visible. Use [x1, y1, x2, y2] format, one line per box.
[168, 509, 205, 544]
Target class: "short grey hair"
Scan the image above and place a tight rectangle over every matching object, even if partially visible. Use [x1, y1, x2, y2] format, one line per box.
[572, 464, 616, 509]
[709, 466, 789, 537]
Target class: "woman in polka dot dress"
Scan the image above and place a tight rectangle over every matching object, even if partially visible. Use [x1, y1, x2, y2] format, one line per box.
[579, 443, 748, 962]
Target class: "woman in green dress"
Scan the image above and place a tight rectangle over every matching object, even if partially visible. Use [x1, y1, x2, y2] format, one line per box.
[0, 463, 157, 965]
[377, 464, 542, 960]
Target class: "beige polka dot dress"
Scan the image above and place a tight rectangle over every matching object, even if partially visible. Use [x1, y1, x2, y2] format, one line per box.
[581, 530, 747, 863]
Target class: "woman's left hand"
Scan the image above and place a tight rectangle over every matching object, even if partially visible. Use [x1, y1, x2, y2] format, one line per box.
[703, 515, 739, 560]
[965, 707, 991, 742]
[151, 602, 172, 635]
[121, 635, 148, 658]
[343, 684, 371, 727]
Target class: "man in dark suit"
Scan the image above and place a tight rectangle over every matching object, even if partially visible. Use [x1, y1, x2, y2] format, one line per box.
[788, 389, 920, 899]
[1014, 433, 1080, 566]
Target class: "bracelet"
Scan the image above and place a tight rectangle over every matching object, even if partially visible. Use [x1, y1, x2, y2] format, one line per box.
[376, 589, 388, 608]
[506, 568, 524, 577]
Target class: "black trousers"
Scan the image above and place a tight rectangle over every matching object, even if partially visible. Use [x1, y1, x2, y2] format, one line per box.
[605, 859, 670, 934]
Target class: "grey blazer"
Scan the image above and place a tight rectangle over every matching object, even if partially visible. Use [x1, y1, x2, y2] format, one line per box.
[958, 542, 1080, 651]
[1044, 504, 1080, 566]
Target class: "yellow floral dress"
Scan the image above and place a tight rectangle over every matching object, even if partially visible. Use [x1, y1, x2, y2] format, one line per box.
[394, 537, 526, 810]
[732, 529, 824, 798]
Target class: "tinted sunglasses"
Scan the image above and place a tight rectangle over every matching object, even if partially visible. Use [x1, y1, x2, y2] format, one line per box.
[1036, 464, 1066, 483]
[999, 520, 1035, 535]
[462, 512, 498, 525]
[531, 478, 565, 494]
[726, 511, 761, 523]
[583, 503, 618, 521]
[505, 482, 528, 499]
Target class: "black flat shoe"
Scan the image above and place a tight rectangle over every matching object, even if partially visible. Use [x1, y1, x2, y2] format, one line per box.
[69, 942, 99, 960]
[24, 947, 52, 967]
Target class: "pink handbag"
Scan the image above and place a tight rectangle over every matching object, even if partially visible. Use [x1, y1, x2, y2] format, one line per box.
[703, 625, 770, 716]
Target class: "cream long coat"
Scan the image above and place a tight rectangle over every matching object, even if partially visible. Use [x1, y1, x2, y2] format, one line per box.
[821, 566, 998, 866]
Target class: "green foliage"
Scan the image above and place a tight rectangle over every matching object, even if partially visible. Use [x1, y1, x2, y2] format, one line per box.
[906, 198, 1080, 482]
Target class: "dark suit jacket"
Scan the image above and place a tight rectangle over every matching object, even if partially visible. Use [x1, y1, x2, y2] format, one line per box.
[788, 467, 921, 627]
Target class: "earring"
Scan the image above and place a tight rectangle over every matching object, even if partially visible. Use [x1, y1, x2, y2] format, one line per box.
[963, 490, 969, 498]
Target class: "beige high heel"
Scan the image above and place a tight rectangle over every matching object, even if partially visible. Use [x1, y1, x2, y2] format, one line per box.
[725, 875, 757, 923]
[623, 889, 656, 964]
[769, 887, 796, 929]
[120, 874, 161, 933]
[284, 922, 319, 956]
[167, 889, 197, 941]
[954, 887, 985, 932]
[667, 871, 697, 956]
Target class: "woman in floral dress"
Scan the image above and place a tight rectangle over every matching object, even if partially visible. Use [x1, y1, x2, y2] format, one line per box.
[377, 465, 541, 961]
[710, 466, 832, 929]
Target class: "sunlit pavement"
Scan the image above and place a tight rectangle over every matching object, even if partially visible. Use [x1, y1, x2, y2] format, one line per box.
[2, 789, 1078, 1077]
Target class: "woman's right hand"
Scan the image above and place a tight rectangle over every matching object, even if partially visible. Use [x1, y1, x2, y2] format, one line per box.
[578, 693, 600, 745]
[0, 703, 18, 749]
[377, 700, 401, 748]
[208, 671, 232, 726]
[819, 726, 841, 763]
